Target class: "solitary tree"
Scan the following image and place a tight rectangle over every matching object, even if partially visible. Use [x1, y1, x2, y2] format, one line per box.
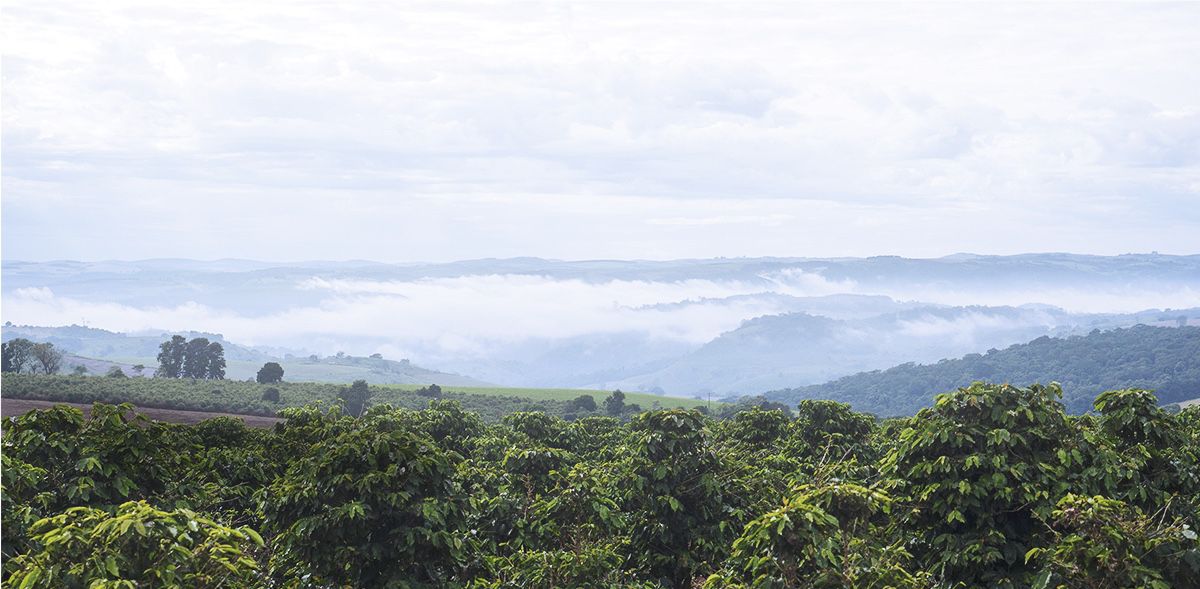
[604, 390, 626, 416]
[570, 394, 598, 412]
[31, 343, 64, 375]
[256, 362, 284, 384]
[417, 384, 443, 398]
[106, 366, 127, 378]
[339, 379, 373, 418]
[2, 338, 35, 373]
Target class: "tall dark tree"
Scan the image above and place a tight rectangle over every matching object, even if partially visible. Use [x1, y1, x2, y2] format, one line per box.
[182, 338, 211, 379]
[156, 336, 187, 378]
[569, 394, 598, 412]
[205, 342, 226, 380]
[604, 389, 626, 416]
[30, 343, 63, 375]
[256, 362, 284, 384]
[2, 338, 35, 373]
[339, 379, 373, 418]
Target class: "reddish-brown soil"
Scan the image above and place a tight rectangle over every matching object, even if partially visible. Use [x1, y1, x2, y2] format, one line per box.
[1, 398, 283, 428]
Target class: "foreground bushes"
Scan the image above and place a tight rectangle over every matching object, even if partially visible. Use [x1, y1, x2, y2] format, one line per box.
[3, 383, 1199, 587]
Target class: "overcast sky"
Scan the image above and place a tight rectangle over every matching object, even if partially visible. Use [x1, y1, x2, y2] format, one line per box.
[3, 1, 1198, 262]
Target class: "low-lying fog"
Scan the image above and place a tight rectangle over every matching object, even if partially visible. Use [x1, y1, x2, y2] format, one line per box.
[3, 255, 1197, 395]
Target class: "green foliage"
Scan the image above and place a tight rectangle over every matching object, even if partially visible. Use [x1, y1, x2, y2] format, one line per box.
[568, 394, 598, 412]
[157, 335, 226, 379]
[1088, 389, 1200, 526]
[4, 500, 263, 588]
[156, 335, 187, 378]
[788, 399, 875, 460]
[2, 403, 179, 512]
[2, 372, 710, 421]
[470, 540, 655, 589]
[625, 409, 729, 586]
[605, 389, 626, 416]
[882, 382, 1075, 587]
[256, 361, 284, 384]
[337, 378, 373, 417]
[772, 325, 1200, 414]
[706, 483, 926, 589]
[2, 381, 1197, 588]
[262, 414, 466, 587]
[2, 337, 35, 373]
[31, 342, 64, 374]
[1026, 494, 1200, 589]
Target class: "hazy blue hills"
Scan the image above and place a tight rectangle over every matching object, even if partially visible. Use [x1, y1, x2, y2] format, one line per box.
[4, 254, 1198, 393]
[601, 306, 1200, 396]
[0, 325, 493, 386]
[765, 325, 1200, 416]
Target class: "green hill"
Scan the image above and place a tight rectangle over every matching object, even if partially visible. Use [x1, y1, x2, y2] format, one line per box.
[765, 325, 1200, 415]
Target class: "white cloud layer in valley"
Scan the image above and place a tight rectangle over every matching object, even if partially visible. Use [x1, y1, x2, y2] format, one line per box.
[6, 271, 1196, 365]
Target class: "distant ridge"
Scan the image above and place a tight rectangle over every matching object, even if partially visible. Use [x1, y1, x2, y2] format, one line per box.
[0, 324, 493, 387]
[764, 325, 1200, 416]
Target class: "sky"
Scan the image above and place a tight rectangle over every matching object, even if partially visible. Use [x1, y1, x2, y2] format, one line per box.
[3, 1, 1199, 262]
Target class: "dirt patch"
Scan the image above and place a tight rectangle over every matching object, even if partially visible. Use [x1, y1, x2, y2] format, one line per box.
[1, 398, 284, 428]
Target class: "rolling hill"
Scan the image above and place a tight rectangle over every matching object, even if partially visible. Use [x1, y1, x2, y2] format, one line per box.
[764, 325, 1200, 416]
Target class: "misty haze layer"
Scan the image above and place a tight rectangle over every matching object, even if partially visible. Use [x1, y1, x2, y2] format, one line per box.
[3, 254, 1197, 396]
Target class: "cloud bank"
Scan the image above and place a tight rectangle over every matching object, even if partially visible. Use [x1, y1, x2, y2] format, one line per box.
[3, 2, 1199, 261]
[5, 270, 1195, 365]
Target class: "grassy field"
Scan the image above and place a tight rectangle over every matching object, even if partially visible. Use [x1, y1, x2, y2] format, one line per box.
[101, 357, 489, 386]
[0, 373, 723, 422]
[378, 383, 714, 410]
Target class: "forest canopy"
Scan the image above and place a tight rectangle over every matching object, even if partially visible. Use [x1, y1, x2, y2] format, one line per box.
[768, 325, 1200, 415]
[3, 382, 1198, 587]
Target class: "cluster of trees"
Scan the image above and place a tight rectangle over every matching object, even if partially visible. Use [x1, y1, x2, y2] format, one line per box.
[770, 325, 1200, 415]
[3, 382, 1197, 587]
[2, 338, 65, 375]
[155, 336, 226, 380]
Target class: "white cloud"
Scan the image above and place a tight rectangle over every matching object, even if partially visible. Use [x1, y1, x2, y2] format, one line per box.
[2, 2, 1199, 260]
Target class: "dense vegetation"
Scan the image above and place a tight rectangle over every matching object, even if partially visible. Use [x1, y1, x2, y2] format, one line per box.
[768, 325, 1200, 415]
[0, 374, 707, 422]
[3, 382, 1197, 587]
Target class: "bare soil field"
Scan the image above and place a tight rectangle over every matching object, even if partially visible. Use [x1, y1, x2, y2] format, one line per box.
[1, 398, 283, 428]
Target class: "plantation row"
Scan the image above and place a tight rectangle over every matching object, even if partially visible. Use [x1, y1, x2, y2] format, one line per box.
[0, 374, 673, 422]
[3, 382, 1199, 588]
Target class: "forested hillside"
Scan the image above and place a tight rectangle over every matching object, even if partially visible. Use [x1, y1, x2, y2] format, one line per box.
[767, 325, 1200, 415]
[3, 384, 1198, 587]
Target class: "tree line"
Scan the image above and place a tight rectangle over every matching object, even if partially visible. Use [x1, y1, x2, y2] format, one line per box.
[3, 382, 1197, 587]
[2, 338, 64, 375]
